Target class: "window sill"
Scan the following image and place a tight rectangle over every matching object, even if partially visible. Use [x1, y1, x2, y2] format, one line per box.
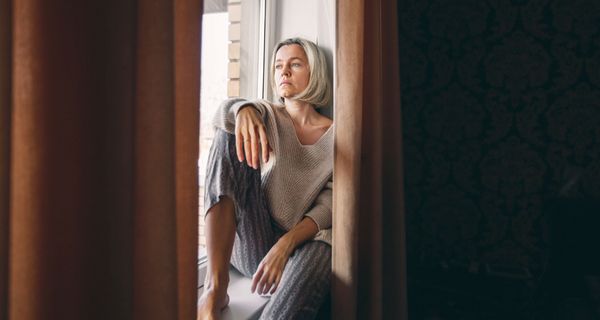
[198, 263, 270, 320]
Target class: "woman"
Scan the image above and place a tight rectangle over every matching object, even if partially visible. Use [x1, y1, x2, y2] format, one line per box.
[198, 37, 333, 320]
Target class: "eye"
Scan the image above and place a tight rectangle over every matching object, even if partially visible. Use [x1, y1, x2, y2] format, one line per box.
[292, 63, 301, 67]
[275, 64, 283, 70]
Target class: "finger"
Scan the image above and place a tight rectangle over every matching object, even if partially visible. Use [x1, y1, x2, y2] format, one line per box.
[249, 127, 259, 169]
[258, 271, 270, 295]
[265, 273, 277, 295]
[255, 267, 268, 295]
[261, 275, 273, 295]
[243, 129, 253, 168]
[251, 267, 263, 293]
[256, 271, 265, 295]
[235, 128, 244, 162]
[270, 274, 282, 294]
[258, 125, 269, 163]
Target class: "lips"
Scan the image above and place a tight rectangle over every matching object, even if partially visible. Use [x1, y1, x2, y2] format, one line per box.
[280, 81, 291, 86]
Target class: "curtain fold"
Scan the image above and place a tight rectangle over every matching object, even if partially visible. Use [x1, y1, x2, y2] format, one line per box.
[333, 0, 407, 319]
[0, 0, 11, 319]
[0, 0, 201, 319]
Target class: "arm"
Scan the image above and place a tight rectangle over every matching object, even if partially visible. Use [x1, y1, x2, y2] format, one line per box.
[281, 180, 332, 249]
[211, 98, 269, 134]
[277, 217, 319, 255]
[212, 98, 271, 169]
[250, 217, 319, 295]
[303, 180, 333, 231]
[251, 181, 332, 295]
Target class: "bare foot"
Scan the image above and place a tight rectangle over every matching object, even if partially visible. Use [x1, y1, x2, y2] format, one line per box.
[197, 289, 230, 320]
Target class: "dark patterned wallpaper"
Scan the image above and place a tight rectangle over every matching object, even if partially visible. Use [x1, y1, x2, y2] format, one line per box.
[398, 0, 600, 279]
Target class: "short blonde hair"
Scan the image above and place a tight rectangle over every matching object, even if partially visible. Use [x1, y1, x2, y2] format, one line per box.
[270, 38, 332, 108]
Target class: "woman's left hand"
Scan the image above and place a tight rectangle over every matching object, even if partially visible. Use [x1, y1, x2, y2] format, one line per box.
[251, 238, 294, 295]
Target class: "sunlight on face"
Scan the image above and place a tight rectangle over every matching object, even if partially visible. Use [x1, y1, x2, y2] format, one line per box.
[274, 44, 310, 100]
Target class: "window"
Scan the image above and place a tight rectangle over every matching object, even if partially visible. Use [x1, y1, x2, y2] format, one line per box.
[198, 8, 228, 262]
[198, 0, 267, 285]
[198, 0, 335, 288]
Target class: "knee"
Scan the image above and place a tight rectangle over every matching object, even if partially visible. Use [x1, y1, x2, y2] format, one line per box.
[211, 129, 236, 152]
[205, 129, 241, 177]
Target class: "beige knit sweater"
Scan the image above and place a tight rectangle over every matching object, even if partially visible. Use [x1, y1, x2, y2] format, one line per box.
[212, 98, 333, 245]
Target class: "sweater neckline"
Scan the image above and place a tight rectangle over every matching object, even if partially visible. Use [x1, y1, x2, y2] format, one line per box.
[279, 107, 334, 147]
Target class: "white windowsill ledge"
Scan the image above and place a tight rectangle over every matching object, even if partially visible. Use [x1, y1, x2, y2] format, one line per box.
[199, 266, 270, 320]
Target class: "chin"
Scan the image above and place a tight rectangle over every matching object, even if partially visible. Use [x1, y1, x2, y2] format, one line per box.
[279, 92, 294, 99]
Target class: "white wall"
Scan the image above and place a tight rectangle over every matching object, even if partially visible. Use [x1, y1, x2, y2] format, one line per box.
[270, 0, 335, 114]
[240, 0, 336, 115]
[273, 0, 335, 51]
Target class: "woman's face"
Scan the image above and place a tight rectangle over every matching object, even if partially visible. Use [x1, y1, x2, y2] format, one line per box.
[274, 44, 310, 100]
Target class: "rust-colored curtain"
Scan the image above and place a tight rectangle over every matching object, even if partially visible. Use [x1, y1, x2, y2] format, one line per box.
[333, 0, 407, 319]
[0, 0, 201, 319]
[0, 0, 11, 318]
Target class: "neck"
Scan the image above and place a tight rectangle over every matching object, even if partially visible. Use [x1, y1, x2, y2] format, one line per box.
[284, 99, 318, 125]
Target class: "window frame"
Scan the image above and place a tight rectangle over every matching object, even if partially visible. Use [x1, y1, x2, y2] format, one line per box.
[198, 0, 275, 289]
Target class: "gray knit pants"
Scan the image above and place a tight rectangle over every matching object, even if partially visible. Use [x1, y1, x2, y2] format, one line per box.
[204, 129, 331, 320]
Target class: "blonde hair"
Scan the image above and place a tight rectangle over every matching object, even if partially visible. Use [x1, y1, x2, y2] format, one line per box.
[270, 38, 332, 108]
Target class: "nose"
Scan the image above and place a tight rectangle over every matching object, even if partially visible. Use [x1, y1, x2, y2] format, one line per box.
[281, 64, 291, 77]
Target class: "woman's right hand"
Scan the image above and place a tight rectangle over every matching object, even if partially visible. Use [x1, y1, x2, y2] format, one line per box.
[235, 106, 270, 169]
